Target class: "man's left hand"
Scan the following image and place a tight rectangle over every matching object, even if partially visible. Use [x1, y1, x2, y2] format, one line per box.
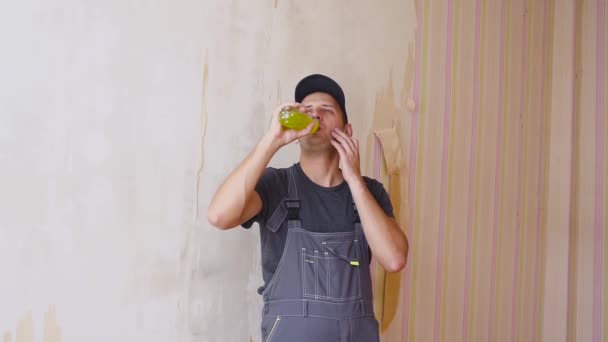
[330, 128, 363, 184]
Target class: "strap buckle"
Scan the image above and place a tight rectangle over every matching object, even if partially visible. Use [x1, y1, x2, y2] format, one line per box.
[286, 200, 300, 220]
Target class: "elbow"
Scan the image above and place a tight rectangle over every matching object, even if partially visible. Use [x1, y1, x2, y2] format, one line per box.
[385, 255, 407, 273]
[385, 240, 409, 273]
[206, 207, 234, 230]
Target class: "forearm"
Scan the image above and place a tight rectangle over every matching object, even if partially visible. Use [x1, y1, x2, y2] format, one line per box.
[349, 179, 408, 272]
[207, 134, 279, 229]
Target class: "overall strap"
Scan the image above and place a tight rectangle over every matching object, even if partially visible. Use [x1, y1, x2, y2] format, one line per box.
[264, 167, 301, 232]
[348, 188, 361, 226]
[353, 201, 363, 233]
[285, 167, 301, 229]
[287, 167, 299, 200]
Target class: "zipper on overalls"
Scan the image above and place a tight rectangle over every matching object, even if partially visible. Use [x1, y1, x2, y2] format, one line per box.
[267, 316, 281, 340]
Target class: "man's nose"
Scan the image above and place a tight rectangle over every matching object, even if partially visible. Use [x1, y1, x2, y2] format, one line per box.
[308, 109, 320, 120]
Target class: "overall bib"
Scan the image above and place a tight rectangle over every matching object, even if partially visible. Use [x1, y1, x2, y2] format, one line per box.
[260, 168, 380, 342]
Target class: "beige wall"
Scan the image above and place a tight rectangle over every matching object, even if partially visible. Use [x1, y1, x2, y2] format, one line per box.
[0, 1, 414, 341]
[1, 0, 605, 342]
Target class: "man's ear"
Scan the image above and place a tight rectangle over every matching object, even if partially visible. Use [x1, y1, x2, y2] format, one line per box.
[345, 123, 353, 137]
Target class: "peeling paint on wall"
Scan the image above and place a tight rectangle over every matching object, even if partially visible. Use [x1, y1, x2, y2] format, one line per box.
[374, 125, 404, 176]
[42, 306, 61, 342]
[4, 307, 61, 342]
[364, 62, 414, 340]
[16, 312, 33, 342]
[276, 80, 281, 106]
[195, 50, 209, 222]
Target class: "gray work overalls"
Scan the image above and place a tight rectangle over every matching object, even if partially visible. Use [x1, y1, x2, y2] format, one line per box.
[260, 168, 380, 342]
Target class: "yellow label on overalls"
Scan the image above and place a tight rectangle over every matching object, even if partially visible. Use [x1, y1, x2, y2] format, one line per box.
[350, 261, 360, 266]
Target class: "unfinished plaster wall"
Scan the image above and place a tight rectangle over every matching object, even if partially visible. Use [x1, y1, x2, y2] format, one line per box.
[0, 1, 415, 341]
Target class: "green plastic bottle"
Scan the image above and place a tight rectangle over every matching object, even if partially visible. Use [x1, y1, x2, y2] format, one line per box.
[279, 106, 319, 134]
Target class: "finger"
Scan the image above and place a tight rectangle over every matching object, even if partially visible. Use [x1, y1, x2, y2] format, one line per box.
[330, 138, 347, 158]
[333, 129, 356, 152]
[331, 130, 356, 154]
[347, 136, 358, 155]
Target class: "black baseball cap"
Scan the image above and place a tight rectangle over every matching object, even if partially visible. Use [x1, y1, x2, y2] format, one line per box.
[294, 74, 348, 123]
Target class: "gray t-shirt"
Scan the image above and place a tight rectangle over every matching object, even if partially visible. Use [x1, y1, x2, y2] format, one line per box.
[242, 162, 395, 294]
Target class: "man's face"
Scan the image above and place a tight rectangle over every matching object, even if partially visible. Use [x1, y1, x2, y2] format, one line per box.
[299, 92, 350, 151]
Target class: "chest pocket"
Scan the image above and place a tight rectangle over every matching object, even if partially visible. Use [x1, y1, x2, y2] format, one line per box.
[301, 233, 362, 301]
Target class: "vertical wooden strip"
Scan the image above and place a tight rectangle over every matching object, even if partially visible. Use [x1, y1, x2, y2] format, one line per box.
[537, 2, 555, 340]
[462, 0, 482, 340]
[541, 0, 574, 339]
[435, 0, 455, 339]
[593, 1, 605, 341]
[470, 1, 497, 341]
[488, 1, 508, 341]
[604, 2, 608, 339]
[533, 0, 550, 340]
[418, 0, 450, 336]
[599, 2, 608, 342]
[403, 0, 425, 340]
[496, 0, 518, 339]
[567, 0, 583, 340]
[513, 0, 529, 341]
[441, 0, 466, 337]
[408, 0, 432, 339]
[520, 2, 543, 341]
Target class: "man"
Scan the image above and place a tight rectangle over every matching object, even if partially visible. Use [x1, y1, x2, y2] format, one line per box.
[207, 74, 408, 341]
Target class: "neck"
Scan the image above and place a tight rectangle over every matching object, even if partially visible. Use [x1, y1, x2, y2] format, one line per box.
[299, 150, 344, 188]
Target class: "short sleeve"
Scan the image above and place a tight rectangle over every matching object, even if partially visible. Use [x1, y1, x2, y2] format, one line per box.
[241, 167, 288, 229]
[365, 177, 395, 218]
